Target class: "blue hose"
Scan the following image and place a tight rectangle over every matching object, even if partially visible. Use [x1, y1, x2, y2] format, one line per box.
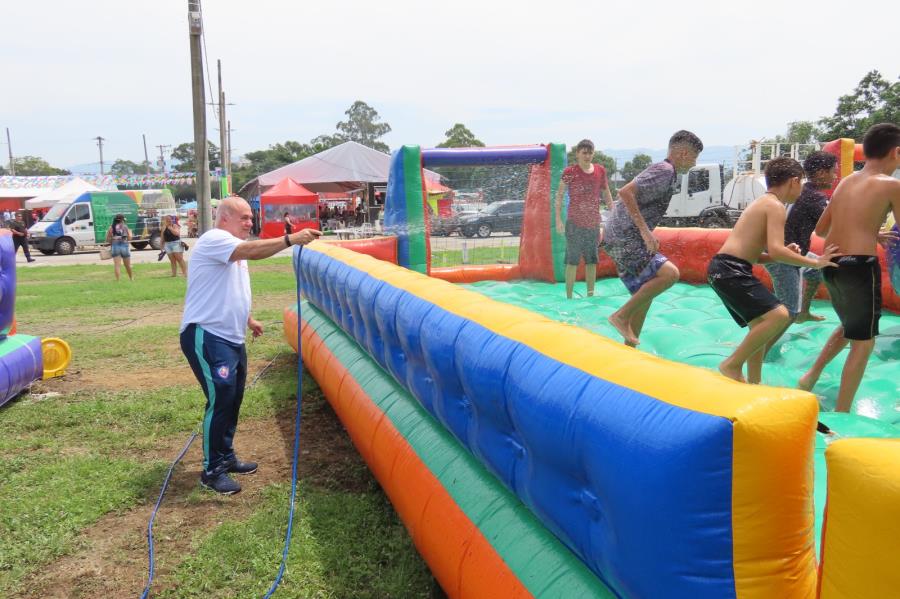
[262, 244, 304, 598]
[139, 430, 198, 599]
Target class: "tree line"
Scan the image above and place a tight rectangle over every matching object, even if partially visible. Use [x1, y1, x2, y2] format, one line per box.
[3, 71, 895, 189]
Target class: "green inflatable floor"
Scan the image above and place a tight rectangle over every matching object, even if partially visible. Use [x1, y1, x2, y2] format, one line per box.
[464, 278, 900, 554]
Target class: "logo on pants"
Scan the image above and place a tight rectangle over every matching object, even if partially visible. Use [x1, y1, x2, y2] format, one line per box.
[216, 365, 230, 379]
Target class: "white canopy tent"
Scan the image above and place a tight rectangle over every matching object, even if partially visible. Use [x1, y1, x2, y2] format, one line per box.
[25, 178, 100, 209]
[245, 141, 441, 194]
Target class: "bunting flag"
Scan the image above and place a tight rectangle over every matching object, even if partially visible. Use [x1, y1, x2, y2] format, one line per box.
[0, 173, 225, 190]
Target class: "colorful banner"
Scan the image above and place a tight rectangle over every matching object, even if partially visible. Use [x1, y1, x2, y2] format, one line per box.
[0, 173, 229, 190]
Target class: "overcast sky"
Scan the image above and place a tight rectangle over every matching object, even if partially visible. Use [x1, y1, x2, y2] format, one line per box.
[2, 0, 897, 168]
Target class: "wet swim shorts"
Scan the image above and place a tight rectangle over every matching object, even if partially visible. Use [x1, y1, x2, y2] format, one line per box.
[708, 253, 782, 327]
[564, 221, 600, 266]
[823, 255, 881, 340]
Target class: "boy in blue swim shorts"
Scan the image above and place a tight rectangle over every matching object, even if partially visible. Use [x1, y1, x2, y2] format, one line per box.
[603, 130, 703, 346]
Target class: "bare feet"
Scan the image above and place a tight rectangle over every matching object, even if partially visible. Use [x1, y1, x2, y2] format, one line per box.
[608, 312, 639, 346]
[798, 372, 817, 392]
[795, 312, 825, 323]
[718, 360, 746, 383]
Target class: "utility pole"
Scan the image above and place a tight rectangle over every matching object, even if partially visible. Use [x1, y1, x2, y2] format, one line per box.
[227, 120, 232, 174]
[95, 136, 106, 175]
[142, 134, 151, 174]
[188, 0, 211, 233]
[5, 128, 13, 175]
[156, 144, 171, 174]
[217, 59, 228, 195]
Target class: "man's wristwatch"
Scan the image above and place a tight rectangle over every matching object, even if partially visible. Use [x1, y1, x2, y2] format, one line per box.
[284, 233, 292, 247]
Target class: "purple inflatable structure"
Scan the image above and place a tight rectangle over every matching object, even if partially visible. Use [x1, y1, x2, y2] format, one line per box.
[0, 231, 43, 407]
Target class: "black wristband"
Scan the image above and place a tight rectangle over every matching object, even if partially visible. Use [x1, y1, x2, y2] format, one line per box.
[284, 233, 292, 247]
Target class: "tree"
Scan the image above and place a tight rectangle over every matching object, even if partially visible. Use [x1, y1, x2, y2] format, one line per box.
[818, 70, 899, 140]
[10, 156, 70, 176]
[335, 101, 391, 153]
[110, 159, 146, 175]
[437, 124, 485, 148]
[170, 141, 220, 172]
[783, 121, 820, 144]
[621, 153, 652, 183]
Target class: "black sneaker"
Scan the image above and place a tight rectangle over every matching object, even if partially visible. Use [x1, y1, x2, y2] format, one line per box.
[225, 458, 258, 475]
[156, 251, 166, 262]
[200, 471, 241, 495]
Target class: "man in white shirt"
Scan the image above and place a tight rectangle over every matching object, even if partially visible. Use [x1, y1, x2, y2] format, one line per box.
[180, 196, 320, 494]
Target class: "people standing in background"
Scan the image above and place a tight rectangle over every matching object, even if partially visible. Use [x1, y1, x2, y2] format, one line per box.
[106, 213, 134, 281]
[554, 138, 614, 299]
[162, 214, 187, 277]
[8, 212, 36, 263]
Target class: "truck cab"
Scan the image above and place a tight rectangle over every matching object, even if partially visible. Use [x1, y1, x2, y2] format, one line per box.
[29, 200, 94, 255]
[663, 164, 734, 227]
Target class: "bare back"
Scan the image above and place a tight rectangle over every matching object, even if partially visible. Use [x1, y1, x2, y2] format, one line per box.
[824, 170, 900, 255]
[718, 194, 784, 263]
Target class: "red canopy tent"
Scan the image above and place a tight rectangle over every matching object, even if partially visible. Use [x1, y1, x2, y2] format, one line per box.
[259, 178, 319, 239]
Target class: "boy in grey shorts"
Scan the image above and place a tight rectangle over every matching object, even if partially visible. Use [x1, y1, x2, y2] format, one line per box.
[764, 151, 836, 323]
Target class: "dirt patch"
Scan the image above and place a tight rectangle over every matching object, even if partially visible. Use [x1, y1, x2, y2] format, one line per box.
[18, 387, 371, 598]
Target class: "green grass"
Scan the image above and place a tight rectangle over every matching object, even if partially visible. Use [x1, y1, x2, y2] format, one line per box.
[0, 259, 433, 597]
[431, 245, 519, 267]
[162, 484, 432, 599]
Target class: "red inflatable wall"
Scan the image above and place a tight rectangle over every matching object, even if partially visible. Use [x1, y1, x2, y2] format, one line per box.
[325, 236, 398, 264]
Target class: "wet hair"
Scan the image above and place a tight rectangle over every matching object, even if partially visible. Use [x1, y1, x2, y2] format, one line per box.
[862, 123, 900, 159]
[802, 151, 837, 177]
[764, 157, 804, 187]
[668, 130, 704, 154]
[575, 139, 594, 153]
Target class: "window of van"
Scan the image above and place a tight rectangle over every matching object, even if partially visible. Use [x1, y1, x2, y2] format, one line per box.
[43, 202, 70, 222]
[64, 204, 91, 225]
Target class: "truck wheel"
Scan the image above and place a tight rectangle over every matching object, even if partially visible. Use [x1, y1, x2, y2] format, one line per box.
[131, 242, 149, 250]
[149, 233, 162, 251]
[38, 249, 55, 256]
[54, 237, 75, 255]
[700, 215, 729, 229]
[477, 224, 492, 238]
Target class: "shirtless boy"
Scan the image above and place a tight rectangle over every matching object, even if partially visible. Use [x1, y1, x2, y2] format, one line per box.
[604, 130, 703, 346]
[707, 157, 839, 383]
[799, 123, 900, 412]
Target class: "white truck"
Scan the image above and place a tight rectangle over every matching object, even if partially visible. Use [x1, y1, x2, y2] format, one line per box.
[661, 142, 819, 228]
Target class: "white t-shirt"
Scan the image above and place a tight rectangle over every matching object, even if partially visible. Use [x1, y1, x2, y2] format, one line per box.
[180, 228, 251, 344]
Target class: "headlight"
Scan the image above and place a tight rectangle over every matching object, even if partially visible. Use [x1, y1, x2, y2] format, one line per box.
[30, 231, 44, 238]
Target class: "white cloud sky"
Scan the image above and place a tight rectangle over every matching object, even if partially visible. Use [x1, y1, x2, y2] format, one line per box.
[2, 0, 897, 167]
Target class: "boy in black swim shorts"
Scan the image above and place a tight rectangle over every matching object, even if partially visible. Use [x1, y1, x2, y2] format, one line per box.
[800, 123, 900, 412]
[707, 158, 839, 384]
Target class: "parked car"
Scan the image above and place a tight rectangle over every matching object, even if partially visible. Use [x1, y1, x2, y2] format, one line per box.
[458, 200, 524, 238]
